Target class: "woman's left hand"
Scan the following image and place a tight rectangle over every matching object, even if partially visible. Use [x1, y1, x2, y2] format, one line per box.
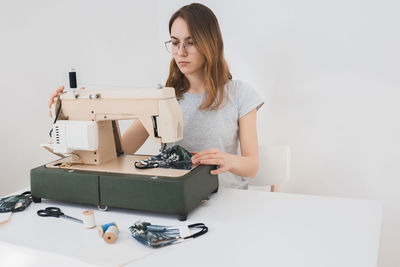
[191, 148, 234, 175]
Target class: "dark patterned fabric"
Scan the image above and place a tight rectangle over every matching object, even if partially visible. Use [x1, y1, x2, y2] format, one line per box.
[129, 220, 208, 248]
[129, 221, 180, 248]
[134, 145, 192, 170]
[0, 191, 32, 213]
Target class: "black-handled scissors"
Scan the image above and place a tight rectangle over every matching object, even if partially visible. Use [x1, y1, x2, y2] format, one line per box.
[37, 207, 83, 224]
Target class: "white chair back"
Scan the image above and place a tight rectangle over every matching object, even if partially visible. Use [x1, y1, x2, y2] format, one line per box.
[248, 145, 291, 187]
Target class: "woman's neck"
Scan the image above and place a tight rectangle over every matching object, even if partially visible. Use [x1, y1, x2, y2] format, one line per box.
[186, 71, 205, 94]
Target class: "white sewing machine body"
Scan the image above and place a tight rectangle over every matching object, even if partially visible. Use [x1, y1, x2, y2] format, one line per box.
[30, 87, 218, 221]
[45, 87, 183, 165]
[51, 120, 99, 154]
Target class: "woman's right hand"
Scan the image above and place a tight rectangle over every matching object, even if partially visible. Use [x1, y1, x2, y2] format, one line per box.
[48, 85, 65, 118]
[48, 85, 85, 117]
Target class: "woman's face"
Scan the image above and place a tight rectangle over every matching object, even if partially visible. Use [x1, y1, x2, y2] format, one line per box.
[170, 17, 205, 77]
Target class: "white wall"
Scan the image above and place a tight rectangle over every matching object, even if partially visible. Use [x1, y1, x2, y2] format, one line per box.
[157, 1, 400, 266]
[0, 0, 161, 195]
[1, 0, 399, 266]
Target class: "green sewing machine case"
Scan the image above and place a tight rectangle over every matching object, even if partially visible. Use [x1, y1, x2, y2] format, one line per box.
[30, 164, 218, 221]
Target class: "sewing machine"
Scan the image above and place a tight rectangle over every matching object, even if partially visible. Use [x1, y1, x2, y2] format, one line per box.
[30, 87, 218, 221]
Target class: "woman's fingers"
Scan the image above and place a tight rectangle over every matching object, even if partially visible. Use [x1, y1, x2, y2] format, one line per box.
[198, 154, 221, 161]
[50, 91, 58, 98]
[190, 149, 230, 175]
[49, 85, 65, 115]
[48, 85, 83, 117]
[56, 85, 64, 93]
[192, 153, 222, 163]
[191, 148, 220, 160]
[210, 167, 228, 175]
[199, 158, 223, 165]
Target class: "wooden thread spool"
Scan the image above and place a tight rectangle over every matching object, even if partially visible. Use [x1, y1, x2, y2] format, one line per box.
[97, 222, 118, 237]
[103, 225, 119, 244]
[82, 210, 96, 229]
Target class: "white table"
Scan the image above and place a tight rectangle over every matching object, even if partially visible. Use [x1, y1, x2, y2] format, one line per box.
[0, 188, 382, 267]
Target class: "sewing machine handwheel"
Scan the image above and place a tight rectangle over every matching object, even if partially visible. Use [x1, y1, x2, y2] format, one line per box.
[177, 214, 187, 221]
[32, 196, 42, 203]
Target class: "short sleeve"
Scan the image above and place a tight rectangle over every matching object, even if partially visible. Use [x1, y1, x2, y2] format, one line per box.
[235, 80, 264, 119]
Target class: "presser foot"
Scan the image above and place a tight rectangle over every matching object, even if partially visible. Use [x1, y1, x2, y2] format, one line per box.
[160, 143, 167, 154]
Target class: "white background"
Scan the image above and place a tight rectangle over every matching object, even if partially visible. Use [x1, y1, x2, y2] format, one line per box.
[0, 0, 399, 266]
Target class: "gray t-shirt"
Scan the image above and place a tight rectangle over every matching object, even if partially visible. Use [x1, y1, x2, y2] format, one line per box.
[171, 79, 264, 189]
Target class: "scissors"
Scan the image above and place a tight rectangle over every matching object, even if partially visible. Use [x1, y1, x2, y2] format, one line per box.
[37, 207, 83, 224]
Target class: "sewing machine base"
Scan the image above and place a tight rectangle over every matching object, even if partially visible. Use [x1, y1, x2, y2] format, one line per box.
[30, 164, 218, 221]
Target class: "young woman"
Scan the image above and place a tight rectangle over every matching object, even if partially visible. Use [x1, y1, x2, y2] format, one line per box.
[49, 3, 263, 189]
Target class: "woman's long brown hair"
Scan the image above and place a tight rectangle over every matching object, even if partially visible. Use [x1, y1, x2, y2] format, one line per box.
[165, 3, 232, 110]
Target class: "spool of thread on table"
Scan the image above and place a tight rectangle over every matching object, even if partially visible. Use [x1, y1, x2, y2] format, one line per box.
[69, 68, 77, 89]
[98, 222, 117, 237]
[82, 210, 96, 229]
[103, 225, 119, 244]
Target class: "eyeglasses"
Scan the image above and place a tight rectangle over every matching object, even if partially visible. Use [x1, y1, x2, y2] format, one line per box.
[164, 40, 197, 55]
